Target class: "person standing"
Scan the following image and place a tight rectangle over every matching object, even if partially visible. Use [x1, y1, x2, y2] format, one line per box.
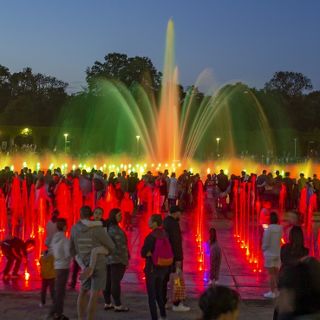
[209, 228, 222, 286]
[262, 212, 283, 299]
[168, 172, 178, 208]
[70, 206, 115, 320]
[50, 218, 71, 320]
[141, 214, 172, 320]
[103, 208, 130, 312]
[273, 226, 309, 320]
[163, 206, 190, 312]
[280, 226, 309, 272]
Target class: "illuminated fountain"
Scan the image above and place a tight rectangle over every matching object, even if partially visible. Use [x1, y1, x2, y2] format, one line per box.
[1, 19, 319, 285]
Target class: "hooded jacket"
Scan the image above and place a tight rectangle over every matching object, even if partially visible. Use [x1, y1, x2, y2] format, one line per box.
[51, 231, 71, 269]
[70, 220, 115, 270]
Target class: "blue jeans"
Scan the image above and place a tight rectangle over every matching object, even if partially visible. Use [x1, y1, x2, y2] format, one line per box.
[145, 268, 168, 320]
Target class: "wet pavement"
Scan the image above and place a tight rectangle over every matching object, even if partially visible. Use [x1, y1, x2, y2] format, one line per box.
[0, 215, 275, 319]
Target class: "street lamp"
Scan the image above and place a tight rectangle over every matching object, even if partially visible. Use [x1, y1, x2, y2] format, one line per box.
[136, 135, 140, 157]
[216, 137, 221, 157]
[64, 133, 69, 153]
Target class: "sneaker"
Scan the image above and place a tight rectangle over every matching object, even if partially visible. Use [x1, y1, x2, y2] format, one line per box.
[114, 305, 129, 312]
[104, 303, 114, 311]
[263, 291, 276, 299]
[172, 303, 190, 312]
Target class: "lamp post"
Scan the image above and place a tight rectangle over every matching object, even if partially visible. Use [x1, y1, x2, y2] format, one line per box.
[136, 135, 140, 157]
[64, 133, 69, 153]
[216, 137, 221, 157]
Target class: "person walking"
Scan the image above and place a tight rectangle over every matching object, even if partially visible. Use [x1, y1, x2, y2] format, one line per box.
[141, 214, 173, 320]
[163, 206, 190, 312]
[70, 206, 115, 320]
[103, 208, 130, 312]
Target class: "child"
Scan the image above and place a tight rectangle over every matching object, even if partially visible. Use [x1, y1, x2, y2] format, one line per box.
[75, 207, 109, 281]
[39, 250, 56, 307]
[209, 227, 222, 286]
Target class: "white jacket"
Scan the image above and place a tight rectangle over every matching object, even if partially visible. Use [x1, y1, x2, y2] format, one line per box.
[52, 231, 71, 269]
[262, 224, 283, 257]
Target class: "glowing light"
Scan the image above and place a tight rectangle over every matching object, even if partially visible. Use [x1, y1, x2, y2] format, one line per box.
[23, 161, 27, 167]
[24, 271, 30, 281]
[207, 168, 211, 174]
[63, 133, 69, 138]
[21, 128, 31, 136]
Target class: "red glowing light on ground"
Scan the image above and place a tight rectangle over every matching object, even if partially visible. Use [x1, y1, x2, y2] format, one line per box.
[24, 271, 30, 281]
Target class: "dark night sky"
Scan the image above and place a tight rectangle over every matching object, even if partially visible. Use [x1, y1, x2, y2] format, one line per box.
[1, 0, 319, 93]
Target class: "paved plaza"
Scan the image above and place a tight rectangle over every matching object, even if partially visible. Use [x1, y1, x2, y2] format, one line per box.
[0, 217, 275, 319]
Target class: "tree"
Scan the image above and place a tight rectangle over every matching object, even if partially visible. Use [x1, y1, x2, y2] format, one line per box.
[0, 65, 11, 112]
[264, 71, 313, 96]
[0, 66, 69, 126]
[86, 52, 162, 94]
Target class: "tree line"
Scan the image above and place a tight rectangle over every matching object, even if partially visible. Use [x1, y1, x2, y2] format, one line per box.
[0, 53, 319, 153]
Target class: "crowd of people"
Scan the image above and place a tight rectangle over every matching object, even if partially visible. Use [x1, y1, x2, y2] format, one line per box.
[1, 165, 320, 319]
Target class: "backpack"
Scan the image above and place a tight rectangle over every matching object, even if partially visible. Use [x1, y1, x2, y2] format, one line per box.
[152, 233, 174, 267]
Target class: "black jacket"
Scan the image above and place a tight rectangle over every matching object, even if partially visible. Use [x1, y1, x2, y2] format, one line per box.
[163, 215, 183, 262]
[141, 227, 169, 273]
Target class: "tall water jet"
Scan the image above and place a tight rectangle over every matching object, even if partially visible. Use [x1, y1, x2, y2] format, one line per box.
[157, 19, 180, 161]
